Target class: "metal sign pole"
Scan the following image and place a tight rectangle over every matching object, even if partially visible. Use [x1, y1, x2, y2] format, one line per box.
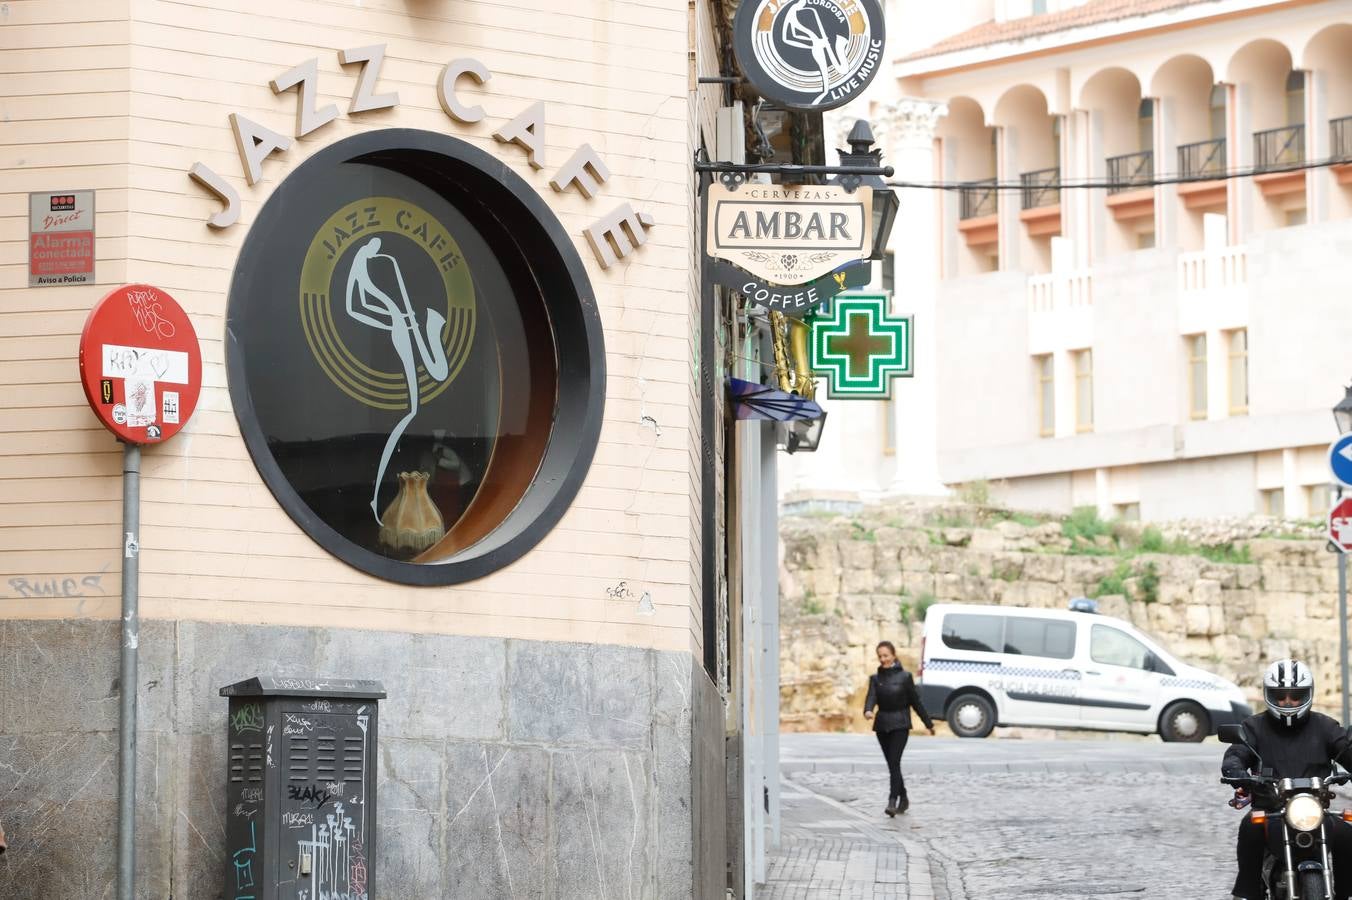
[117, 442, 141, 900]
[1340, 548, 1349, 727]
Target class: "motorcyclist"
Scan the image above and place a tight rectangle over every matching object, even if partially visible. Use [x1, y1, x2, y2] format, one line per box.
[1223, 658, 1352, 899]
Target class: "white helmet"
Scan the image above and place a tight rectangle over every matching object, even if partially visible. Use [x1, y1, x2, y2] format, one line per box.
[1264, 658, 1314, 727]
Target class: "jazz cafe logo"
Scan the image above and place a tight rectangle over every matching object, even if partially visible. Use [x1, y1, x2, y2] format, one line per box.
[733, 0, 886, 111]
[187, 45, 654, 270]
[301, 197, 474, 534]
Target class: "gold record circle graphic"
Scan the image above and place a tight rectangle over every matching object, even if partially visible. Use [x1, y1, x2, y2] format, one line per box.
[299, 196, 476, 410]
[735, 0, 885, 110]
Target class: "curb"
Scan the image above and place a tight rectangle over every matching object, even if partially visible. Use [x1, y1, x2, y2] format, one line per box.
[781, 759, 1219, 776]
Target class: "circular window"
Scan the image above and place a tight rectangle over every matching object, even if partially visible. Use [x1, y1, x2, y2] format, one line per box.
[225, 129, 605, 585]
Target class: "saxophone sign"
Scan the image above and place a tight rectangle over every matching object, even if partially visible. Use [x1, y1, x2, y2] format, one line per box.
[78, 284, 203, 444]
[733, 0, 886, 111]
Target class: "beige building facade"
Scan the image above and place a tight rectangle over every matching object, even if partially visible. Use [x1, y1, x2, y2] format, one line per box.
[0, 1, 771, 897]
[782, 0, 1352, 523]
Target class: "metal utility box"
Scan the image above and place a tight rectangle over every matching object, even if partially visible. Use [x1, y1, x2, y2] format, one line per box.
[220, 676, 386, 900]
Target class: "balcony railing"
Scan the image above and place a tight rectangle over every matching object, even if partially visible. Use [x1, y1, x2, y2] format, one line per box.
[1106, 150, 1153, 194]
[1254, 124, 1304, 172]
[1179, 245, 1247, 294]
[1332, 115, 1352, 161]
[1020, 168, 1060, 210]
[1178, 138, 1226, 179]
[959, 178, 998, 220]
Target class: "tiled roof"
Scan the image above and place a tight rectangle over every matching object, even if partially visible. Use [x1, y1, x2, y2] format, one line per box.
[903, 0, 1217, 61]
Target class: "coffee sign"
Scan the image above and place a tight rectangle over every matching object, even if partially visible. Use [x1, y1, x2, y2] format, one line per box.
[706, 182, 872, 284]
[733, 0, 886, 111]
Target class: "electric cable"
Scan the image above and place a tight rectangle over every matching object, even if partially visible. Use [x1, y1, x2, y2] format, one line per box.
[885, 151, 1351, 192]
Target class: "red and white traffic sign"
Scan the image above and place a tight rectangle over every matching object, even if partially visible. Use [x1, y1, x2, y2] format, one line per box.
[78, 283, 202, 444]
[1329, 497, 1352, 553]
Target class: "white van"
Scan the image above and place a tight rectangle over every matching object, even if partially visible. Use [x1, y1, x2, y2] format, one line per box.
[917, 602, 1251, 741]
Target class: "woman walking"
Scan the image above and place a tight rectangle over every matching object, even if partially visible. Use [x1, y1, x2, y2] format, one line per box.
[863, 640, 935, 816]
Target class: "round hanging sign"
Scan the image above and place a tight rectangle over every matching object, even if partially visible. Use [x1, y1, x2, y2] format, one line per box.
[78, 283, 203, 444]
[733, 0, 886, 111]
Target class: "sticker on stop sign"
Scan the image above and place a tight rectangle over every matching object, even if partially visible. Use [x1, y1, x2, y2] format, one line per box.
[1329, 497, 1352, 553]
[78, 283, 202, 444]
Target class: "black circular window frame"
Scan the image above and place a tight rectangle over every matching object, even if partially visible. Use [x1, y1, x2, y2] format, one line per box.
[225, 128, 605, 586]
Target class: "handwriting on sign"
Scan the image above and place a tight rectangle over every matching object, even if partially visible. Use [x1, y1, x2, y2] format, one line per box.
[275, 678, 331, 692]
[350, 840, 368, 896]
[104, 346, 171, 380]
[281, 810, 315, 828]
[240, 787, 264, 804]
[230, 704, 265, 734]
[6, 572, 107, 600]
[125, 287, 177, 340]
[302, 699, 332, 713]
[232, 821, 257, 899]
[606, 581, 639, 601]
[282, 713, 314, 736]
[287, 783, 343, 809]
[232, 803, 258, 819]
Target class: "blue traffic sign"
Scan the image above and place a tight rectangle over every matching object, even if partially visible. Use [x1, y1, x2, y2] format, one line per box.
[1330, 434, 1352, 488]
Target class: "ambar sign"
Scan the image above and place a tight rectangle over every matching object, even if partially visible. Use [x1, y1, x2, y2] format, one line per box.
[706, 182, 872, 284]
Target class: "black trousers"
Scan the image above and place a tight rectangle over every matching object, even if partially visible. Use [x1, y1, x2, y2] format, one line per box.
[875, 727, 910, 802]
[1235, 815, 1352, 899]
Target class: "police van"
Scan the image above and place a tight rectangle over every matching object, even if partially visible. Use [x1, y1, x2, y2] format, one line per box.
[917, 601, 1251, 741]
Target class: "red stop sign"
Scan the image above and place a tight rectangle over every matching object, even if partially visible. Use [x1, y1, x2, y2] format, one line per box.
[1329, 497, 1352, 553]
[77, 283, 202, 444]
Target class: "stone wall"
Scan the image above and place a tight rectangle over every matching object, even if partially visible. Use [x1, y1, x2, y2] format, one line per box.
[0, 620, 721, 900]
[779, 502, 1340, 733]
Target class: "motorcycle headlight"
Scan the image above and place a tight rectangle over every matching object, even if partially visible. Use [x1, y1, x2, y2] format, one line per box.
[1286, 795, 1325, 832]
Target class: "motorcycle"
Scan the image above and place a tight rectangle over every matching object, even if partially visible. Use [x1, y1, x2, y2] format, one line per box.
[1220, 723, 1352, 900]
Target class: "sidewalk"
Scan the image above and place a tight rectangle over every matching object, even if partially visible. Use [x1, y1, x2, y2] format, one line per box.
[757, 777, 943, 900]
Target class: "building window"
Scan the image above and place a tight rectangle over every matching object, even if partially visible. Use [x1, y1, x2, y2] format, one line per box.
[1210, 84, 1227, 140]
[1115, 502, 1141, 522]
[882, 250, 895, 295]
[1138, 98, 1154, 152]
[1260, 488, 1285, 518]
[1074, 349, 1093, 432]
[1286, 70, 1306, 125]
[1228, 329, 1249, 415]
[221, 130, 604, 585]
[1285, 208, 1307, 227]
[1187, 334, 1207, 420]
[1036, 354, 1054, 437]
[1136, 230, 1156, 250]
[1031, 0, 1047, 14]
[882, 399, 896, 456]
[1306, 483, 1331, 516]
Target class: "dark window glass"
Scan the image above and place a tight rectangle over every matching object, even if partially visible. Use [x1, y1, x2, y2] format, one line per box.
[941, 614, 1004, 653]
[230, 162, 556, 566]
[882, 251, 895, 295]
[1004, 617, 1076, 660]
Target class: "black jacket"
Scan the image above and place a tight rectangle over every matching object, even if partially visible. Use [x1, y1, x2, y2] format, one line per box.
[1222, 711, 1352, 809]
[865, 664, 933, 733]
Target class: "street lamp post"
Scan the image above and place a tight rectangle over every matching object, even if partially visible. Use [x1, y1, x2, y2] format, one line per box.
[1334, 383, 1352, 726]
[834, 120, 901, 261]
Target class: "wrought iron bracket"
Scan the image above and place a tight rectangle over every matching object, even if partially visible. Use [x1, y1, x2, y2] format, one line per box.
[693, 154, 894, 191]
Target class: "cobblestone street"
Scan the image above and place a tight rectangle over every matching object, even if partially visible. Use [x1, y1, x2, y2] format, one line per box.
[759, 735, 1245, 900]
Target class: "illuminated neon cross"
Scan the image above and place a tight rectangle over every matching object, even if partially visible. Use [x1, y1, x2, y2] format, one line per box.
[809, 293, 914, 399]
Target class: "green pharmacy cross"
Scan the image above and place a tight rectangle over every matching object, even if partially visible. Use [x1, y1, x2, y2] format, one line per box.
[809, 293, 914, 399]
